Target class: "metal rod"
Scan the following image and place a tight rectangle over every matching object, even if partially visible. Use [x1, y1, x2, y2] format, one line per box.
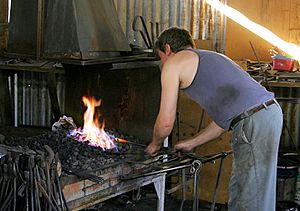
[121, 163, 192, 180]
[192, 160, 202, 211]
[210, 157, 225, 211]
[180, 168, 186, 211]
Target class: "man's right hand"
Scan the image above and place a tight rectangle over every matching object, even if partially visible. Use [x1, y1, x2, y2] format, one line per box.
[174, 140, 195, 152]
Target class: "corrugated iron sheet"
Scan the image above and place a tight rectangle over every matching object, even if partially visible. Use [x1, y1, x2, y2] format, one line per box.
[114, 0, 227, 52]
[11, 72, 65, 127]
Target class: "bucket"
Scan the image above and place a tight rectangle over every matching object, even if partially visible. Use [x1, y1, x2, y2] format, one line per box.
[277, 153, 300, 202]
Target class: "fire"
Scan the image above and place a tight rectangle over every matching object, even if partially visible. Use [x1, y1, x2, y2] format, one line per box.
[70, 96, 116, 150]
[206, 0, 300, 62]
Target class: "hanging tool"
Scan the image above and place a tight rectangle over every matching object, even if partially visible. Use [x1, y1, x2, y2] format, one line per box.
[132, 16, 153, 49]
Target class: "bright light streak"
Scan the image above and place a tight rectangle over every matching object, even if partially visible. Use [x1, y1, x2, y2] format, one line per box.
[207, 0, 300, 62]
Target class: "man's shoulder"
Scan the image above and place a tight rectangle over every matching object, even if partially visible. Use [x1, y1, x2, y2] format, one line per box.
[173, 50, 199, 64]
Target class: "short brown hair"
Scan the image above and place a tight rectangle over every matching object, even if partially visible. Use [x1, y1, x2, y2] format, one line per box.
[155, 27, 195, 53]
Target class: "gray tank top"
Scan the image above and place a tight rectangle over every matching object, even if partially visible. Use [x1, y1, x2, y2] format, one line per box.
[182, 49, 274, 130]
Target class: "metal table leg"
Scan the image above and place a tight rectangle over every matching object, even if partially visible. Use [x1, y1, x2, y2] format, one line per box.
[191, 160, 202, 211]
[180, 168, 186, 211]
[154, 173, 166, 211]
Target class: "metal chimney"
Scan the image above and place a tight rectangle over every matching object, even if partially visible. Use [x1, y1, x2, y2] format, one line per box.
[7, 0, 131, 60]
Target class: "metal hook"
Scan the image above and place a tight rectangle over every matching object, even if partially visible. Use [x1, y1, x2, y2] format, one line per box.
[132, 16, 153, 49]
[191, 160, 202, 211]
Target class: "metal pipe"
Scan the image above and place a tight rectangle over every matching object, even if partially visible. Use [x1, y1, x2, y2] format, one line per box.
[121, 163, 192, 180]
[210, 157, 225, 211]
[192, 160, 202, 211]
[179, 168, 186, 211]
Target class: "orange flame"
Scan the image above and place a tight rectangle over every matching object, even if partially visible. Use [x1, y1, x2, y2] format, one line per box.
[207, 0, 300, 62]
[70, 96, 116, 150]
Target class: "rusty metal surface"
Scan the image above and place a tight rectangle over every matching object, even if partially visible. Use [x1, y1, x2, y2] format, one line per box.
[7, 0, 38, 56]
[43, 0, 130, 59]
[7, 0, 130, 59]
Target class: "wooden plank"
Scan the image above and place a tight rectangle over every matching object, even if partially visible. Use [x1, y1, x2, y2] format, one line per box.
[289, 0, 300, 45]
[261, 0, 291, 41]
[290, 0, 300, 30]
[289, 29, 300, 45]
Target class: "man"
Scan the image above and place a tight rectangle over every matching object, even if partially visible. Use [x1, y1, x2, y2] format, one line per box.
[145, 27, 283, 210]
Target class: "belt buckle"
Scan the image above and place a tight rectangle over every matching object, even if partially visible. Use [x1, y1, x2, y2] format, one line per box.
[262, 102, 268, 109]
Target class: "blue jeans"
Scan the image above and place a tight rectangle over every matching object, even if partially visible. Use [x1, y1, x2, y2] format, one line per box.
[228, 102, 283, 211]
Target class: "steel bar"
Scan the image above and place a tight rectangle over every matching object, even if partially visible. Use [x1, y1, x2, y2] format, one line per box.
[121, 163, 192, 180]
[192, 160, 202, 211]
[36, 181, 59, 211]
[179, 168, 186, 211]
[210, 157, 225, 211]
[0, 188, 13, 211]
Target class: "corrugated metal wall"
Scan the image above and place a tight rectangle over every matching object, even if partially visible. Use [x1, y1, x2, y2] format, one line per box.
[114, 0, 227, 52]
[9, 72, 65, 127]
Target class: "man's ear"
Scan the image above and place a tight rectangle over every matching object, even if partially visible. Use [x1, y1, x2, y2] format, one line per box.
[165, 44, 172, 56]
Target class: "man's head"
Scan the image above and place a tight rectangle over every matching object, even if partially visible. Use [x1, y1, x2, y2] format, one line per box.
[155, 27, 195, 53]
[155, 27, 195, 64]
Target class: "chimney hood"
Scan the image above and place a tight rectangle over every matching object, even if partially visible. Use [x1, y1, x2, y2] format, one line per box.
[7, 0, 131, 60]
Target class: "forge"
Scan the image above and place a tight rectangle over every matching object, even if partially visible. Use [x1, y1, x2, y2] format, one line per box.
[0, 126, 169, 210]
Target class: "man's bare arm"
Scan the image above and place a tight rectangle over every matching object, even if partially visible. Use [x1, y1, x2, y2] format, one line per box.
[174, 121, 226, 152]
[145, 57, 180, 155]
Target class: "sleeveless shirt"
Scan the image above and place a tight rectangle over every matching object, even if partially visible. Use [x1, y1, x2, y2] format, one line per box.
[182, 49, 274, 130]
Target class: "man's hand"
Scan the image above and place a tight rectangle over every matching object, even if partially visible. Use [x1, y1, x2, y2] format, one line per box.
[145, 142, 161, 156]
[174, 140, 195, 152]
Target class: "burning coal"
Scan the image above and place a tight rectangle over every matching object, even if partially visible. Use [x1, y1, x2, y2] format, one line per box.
[69, 96, 117, 150]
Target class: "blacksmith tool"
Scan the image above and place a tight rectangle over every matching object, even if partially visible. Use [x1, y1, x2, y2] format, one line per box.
[132, 15, 153, 49]
[44, 145, 54, 211]
[0, 147, 7, 159]
[33, 166, 41, 211]
[63, 166, 105, 184]
[115, 137, 147, 148]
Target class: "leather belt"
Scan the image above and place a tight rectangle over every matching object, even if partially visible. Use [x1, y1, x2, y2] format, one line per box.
[230, 99, 276, 130]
